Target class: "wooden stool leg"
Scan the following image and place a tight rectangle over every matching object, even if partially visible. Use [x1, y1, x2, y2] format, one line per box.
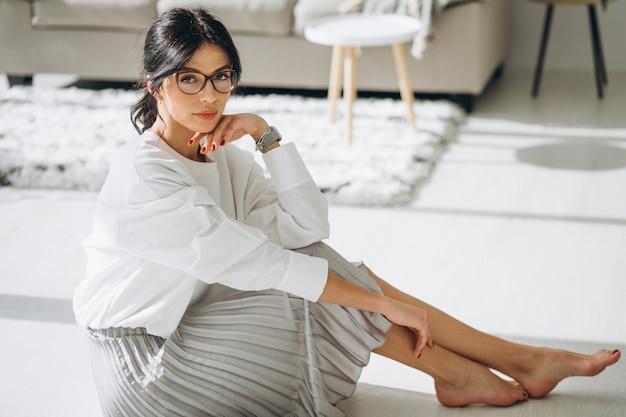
[344, 46, 357, 145]
[532, 4, 554, 97]
[391, 43, 415, 129]
[328, 46, 344, 122]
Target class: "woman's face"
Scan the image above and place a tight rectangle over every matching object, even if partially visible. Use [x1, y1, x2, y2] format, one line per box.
[154, 42, 233, 142]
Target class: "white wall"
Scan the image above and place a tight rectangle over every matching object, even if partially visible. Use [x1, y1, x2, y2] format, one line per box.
[508, 0, 626, 72]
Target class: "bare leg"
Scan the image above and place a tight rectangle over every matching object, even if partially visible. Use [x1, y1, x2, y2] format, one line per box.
[375, 325, 529, 406]
[368, 269, 621, 400]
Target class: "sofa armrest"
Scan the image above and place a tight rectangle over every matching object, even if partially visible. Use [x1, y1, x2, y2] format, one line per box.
[293, 0, 340, 34]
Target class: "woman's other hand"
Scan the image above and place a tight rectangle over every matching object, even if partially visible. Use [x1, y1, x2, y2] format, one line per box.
[319, 270, 434, 360]
[383, 299, 434, 359]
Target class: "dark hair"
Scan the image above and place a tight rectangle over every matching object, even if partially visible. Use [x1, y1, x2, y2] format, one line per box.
[130, 8, 242, 133]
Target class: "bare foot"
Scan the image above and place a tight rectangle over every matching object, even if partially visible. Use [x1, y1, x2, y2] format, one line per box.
[434, 366, 529, 407]
[514, 348, 621, 398]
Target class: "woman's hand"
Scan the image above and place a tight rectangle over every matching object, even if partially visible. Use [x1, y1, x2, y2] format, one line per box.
[188, 113, 269, 154]
[383, 298, 434, 359]
[319, 271, 434, 360]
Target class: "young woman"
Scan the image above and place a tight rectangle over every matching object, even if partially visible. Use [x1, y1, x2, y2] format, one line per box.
[73, 8, 621, 417]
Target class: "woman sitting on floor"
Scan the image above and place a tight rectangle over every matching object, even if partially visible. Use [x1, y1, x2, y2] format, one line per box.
[73, 7, 621, 416]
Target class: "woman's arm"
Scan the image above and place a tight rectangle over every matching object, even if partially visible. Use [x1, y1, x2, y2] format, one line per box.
[192, 113, 330, 248]
[319, 270, 434, 359]
[187, 114, 431, 348]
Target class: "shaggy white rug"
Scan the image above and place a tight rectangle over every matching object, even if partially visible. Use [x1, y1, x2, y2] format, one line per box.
[0, 86, 463, 206]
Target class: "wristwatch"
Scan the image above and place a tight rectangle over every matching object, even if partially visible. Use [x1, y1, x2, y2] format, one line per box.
[255, 125, 282, 153]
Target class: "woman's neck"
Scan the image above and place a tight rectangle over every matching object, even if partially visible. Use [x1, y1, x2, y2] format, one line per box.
[150, 124, 205, 162]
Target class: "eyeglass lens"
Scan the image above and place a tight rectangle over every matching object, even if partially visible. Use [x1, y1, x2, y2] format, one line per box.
[176, 70, 237, 94]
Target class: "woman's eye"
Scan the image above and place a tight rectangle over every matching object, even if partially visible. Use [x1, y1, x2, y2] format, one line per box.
[213, 72, 229, 81]
[180, 74, 200, 83]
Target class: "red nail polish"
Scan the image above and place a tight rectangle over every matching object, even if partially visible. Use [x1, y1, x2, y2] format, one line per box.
[188, 139, 194, 146]
[220, 139, 226, 146]
[200, 146, 207, 153]
[211, 143, 216, 152]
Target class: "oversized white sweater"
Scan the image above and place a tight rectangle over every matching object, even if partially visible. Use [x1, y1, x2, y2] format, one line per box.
[73, 131, 330, 338]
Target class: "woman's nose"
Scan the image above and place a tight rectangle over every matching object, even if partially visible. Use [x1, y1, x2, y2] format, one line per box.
[198, 83, 218, 102]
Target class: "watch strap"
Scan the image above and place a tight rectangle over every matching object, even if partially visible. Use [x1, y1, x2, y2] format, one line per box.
[255, 126, 282, 152]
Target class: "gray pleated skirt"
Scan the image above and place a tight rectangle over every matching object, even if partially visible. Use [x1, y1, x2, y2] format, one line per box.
[86, 242, 392, 417]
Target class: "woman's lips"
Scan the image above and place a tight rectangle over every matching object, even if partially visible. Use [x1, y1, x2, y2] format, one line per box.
[195, 110, 218, 121]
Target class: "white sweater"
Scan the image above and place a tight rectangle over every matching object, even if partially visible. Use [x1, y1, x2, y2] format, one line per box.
[73, 131, 330, 338]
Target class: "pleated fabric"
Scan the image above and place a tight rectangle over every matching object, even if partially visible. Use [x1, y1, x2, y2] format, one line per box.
[86, 242, 392, 417]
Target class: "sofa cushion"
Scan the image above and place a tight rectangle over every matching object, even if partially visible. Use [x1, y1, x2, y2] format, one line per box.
[157, 0, 297, 36]
[31, 0, 157, 32]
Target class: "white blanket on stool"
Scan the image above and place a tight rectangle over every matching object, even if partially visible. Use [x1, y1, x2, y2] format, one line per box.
[338, 0, 451, 59]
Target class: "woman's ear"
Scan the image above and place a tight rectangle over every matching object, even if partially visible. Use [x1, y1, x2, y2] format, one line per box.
[147, 80, 163, 101]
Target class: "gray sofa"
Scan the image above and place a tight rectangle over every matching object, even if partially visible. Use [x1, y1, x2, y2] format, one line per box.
[1, 0, 512, 110]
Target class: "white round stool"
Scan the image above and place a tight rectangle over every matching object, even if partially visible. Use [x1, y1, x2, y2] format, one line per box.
[305, 14, 421, 144]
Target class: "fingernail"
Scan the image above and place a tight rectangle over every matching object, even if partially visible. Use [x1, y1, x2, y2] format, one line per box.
[188, 139, 194, 146]
[210, 143, 216, 152]
[200, 146, 207, 154]
[220, 139, 226, 146]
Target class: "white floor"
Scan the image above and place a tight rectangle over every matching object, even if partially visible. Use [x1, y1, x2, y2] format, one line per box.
[1, 68, 625, 417]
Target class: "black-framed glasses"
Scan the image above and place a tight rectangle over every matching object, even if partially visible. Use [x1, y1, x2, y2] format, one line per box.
[173, 69, 238, 95]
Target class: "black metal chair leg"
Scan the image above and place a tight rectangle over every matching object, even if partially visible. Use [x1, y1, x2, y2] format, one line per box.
[532, 5, 554, 97]
[587, 5, 604, 98]
[588, 5, 608, 85]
